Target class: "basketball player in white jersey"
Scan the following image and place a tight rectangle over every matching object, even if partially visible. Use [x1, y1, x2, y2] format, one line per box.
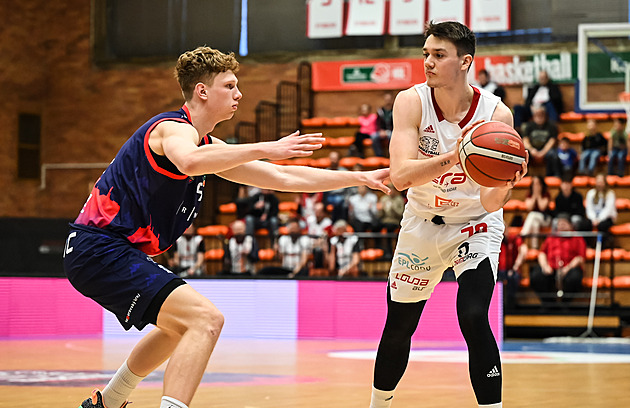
[369, 21, 527, 408]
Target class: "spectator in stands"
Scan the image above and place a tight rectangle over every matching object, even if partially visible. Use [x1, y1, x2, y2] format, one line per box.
[328, 219, 360, 278]
[520, 175, 552, 249]
[259, 219, 312, 277]
[529, 213, 586, 305]
[305, 202, 332, 272]
[373, 92, 394, 157]
[351, 103, 378, 158]
[578, 119, 608, 177]
[348, 184, 378, 233]
[297, 191, 323, 222]
[324, 151, 351, 221]
[520, 104, 560, 176]
[498, 224, 528, 310]
[585, 173, 617, 237]
[244, 189, 279, 238]
[224, 220, 259, 275]
[556, 137, 578, 178]
[607, 117, 629, 177]
[513, 69, 564, 128]
[235, 185, 253, 219]
[553, 176, 592, 232]
[477, 69, 506, 102]
[376, 183, 405, 257]
[171, 224, 206, 277]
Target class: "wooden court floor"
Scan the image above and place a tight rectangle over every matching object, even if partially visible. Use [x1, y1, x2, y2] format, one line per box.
[1, 337, 630, 407]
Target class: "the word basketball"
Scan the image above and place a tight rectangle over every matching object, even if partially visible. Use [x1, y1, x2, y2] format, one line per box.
[458, 121, 526, 187]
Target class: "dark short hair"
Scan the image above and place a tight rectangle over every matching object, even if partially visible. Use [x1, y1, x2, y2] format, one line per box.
[424, 21, 476, 58]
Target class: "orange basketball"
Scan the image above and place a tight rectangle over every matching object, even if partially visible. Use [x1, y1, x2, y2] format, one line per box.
[458, 121, 526, 187]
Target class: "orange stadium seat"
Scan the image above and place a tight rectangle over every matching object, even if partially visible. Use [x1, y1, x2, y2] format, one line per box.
[278, 226, 289, 235]
[326, 116, 350, 126]
[559, 112, 585, 122]
[606, 175, 620, 186]
[544, 176, 561, 188]
[258, 248, 275, 261]
[279, 201, 299, 212]
[610, 112, 627, 120]
[301, 117, 326, 127]
[610, 223, 630, 235]
[515, 177, 531, 188]
[526, 249, 540, 261]
[584, 112, 610, 121]
[519, 277, 530, 288]
[616, 176, 630, 187]
[219, 202, 237, 214]
[346, 117, 361, 126]
[558, 131, 584, 143]
[583, 276, 611, 288]
[616, 197, 630, 210]
[503, 199, 527, 211]
[613, 276, 630, 289]
[360, 156, 389, 168]
[572, 175, 590, 187]
[204, 248, 224, 261]
[255, 228, 269, 236]
[360, 248, 384, 261]
[310, 157, 331, 168]
[198, 224, 229, 236]
[327, 136, 354, 147]
[339, 156, 362, 168]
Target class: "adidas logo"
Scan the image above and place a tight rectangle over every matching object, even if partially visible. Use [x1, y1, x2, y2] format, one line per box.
[487, 365, 501, 378]
[423, 124, 436, 133]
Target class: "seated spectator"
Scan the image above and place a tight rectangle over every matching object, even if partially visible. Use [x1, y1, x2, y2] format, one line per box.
[520, 175, 552, 249]
[585, 173, 617, 238]
[323, 151, 351, 222]
[224, 220, 259, 276]
[328, 219, 360, 278]
[553, 176, 592, 232]
[244, 189, 279, 238]
[348, 184, 378, 233]
[235, 185, 253, 219]
[306, 202, 333, 271]
[513, 69, 564, 128]
[520, 105, 560, 176]
[350, 103, 378, 158]
[578, 119, 607, 177]
[499, 225, 528, 310]
[373, 92, 394, 157]
[259, 220, 312, 277]
[376, 184, 405, 257]
[171, 224, 206, 277]
[556, 137, 578, 178]
[529, 213, 586, 305]
[607, 117, 629, 177]
[297, 191, 323, 222]
[477, 69, 506, 102]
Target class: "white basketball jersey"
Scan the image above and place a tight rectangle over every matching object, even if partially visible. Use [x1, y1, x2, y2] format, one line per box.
[406, 83, 501, 220]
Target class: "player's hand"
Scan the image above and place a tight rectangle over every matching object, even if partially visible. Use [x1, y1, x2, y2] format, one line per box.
[362, 168, 391, 194]
[502, 150, 529, 189]
[266, 131, 325, 161]
[454, 120, 485, 164]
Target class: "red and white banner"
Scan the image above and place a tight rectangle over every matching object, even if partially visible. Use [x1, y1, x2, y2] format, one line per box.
[389, 0, 426, 35]
[427, 0, 466, 25]
[345, 0, 387, 36]
[469, 0, 510, 32]
[306, 0, 344, 39]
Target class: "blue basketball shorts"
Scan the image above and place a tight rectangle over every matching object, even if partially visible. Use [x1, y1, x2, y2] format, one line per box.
[63, 223, 186, 331]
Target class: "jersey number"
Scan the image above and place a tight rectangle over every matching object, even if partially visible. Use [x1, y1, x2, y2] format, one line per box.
[461, 223, 487, 238]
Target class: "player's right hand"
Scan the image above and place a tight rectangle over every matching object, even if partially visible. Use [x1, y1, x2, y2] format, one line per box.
[266, 131, 325, 160]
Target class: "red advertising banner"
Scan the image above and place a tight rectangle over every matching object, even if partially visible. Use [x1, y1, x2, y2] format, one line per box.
[312, 58, 426, 91]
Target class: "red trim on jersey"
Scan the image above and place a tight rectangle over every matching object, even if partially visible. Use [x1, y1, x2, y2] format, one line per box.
[458, 86, 481, 129]
[182, 104, 192, 122]
[430, 86, 481, 129]
[143, 118, 190, 180]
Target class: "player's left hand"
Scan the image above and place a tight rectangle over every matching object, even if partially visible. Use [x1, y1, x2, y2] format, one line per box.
[498, 150, 529, 190]
[363, 168, 391, 194]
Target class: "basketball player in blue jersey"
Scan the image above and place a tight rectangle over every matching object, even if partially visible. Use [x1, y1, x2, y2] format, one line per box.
[368, 22, 527, 408]
[64, 46, 390, 408]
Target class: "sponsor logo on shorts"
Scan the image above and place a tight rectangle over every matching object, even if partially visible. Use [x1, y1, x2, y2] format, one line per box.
[394, 273, 430, 291]
[125, 293, 141, 323]
[397, 252, 430, 271]
[453, 242, 479, 266]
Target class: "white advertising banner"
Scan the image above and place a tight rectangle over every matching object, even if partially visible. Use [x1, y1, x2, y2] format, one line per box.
[469, 0, 510, 32]
[389, 0, 426, 35]
[427, 0, 466, 24]
[307, 0, 344, 39]
[345, 0, 387, 36]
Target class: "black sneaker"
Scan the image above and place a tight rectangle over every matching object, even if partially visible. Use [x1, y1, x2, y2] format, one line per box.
[79, 389, 129, 408]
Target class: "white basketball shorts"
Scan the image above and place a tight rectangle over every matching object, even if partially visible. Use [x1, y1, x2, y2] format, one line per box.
[388, 208, 504, 303]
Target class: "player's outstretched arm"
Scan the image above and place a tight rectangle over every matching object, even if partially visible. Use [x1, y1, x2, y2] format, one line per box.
[389, 89, 458, 191]
[218, 158, 391, 194]
[155, 121, 325, 176]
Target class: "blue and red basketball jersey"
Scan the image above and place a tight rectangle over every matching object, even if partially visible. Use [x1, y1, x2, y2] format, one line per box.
[75, 105, 209, 256]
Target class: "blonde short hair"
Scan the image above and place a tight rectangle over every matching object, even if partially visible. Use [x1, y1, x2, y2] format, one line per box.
[175, 46, 239, 101]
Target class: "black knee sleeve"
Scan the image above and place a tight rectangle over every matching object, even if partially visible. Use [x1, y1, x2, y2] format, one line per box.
[457, 258, 502, 405]
[373, 286, 426, 391]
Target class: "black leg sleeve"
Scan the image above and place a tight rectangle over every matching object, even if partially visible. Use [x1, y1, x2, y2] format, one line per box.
[456, 258, 502, 405]
[373, 285, 426, 391]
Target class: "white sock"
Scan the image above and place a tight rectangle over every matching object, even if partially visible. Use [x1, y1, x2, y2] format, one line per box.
[161, 396, 188, 408]
[101, 360, 145, 408]
[479, 403, 502, 407]
[370, 385, 395, 408]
